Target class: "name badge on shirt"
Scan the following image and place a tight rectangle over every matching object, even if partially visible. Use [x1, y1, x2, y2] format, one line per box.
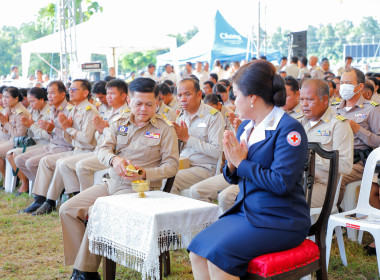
[197, 123, 207, 128]
[354, 113, 366, 118]
[116, 126, 128, 135]
[316, 130, 331, 136]
[145, 131, 160, 139]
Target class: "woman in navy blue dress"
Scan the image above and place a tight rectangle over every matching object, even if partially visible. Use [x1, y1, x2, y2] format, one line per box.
[188, 60, 311, 279]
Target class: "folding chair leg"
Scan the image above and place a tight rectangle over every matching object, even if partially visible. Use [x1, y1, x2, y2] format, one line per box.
[374, 236, 380, 278]
[358, 230, 364, 244]
[347, 228, 358, 241]
[326, 224, 335, 272]
[335, 226, 348, 266]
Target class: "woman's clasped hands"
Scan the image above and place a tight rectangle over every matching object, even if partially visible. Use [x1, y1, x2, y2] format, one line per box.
[223, 130, 248, 172]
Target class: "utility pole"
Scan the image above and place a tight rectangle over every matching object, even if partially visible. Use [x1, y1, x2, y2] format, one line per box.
[57, 0, 78, 82]
[257, 0, 260, 58]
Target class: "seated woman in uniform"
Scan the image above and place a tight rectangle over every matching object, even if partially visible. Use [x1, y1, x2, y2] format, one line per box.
[0, 87, 30, 185]
[188, 60, 311, 279]
[7, 87, 50, 194]
[204, 93, 234, 132]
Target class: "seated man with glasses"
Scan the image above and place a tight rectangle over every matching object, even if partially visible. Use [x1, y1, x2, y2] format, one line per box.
[21, 79, 99, 215]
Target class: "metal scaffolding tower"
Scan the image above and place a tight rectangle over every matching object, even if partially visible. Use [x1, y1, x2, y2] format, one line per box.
[56, 0, 78, 81]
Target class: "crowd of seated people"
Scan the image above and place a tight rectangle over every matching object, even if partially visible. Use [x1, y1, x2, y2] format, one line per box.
[2, 56, 380, 278]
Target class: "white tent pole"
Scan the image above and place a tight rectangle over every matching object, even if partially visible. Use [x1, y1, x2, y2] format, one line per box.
[35, 53, 60, 73]
[257, 0, 261, 58]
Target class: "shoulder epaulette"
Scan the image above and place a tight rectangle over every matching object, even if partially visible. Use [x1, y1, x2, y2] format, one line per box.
[66, 104, 73, 111]
[370, 101, 379, 107]
[123, 108, 130, 113]
[331, 101, 341, 106]
[0, 106, 3, 111]
[16, 108, 22, 115]
[209, 108, 218, 115]
[164, 107, 169, 113]
[162, 114, 168, 120]
[295, 114, 304, 119]
[46, 108, 51, 114]
[85, 105, 92, 111]
[164, 119, 173, 127]
[335, 115, 347, 122]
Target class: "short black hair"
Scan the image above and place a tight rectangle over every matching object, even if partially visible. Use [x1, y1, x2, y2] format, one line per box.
[128, 77, 159, 98]
[346, 68, 365, 84]
[284, 76, 299, 92]
[204, 93, 223, 106]
[300, 57, 308, 66]
[203, 81, 214, 89]
[28, 87, 47, 101]
[106, 79, 128, 94]
[213, 83, 227, 94]
[163, 79, 174, 86]
[189, 74, 199, 83]
[73, 79, 92, 93]
[148, 63, 155, 69]
[92, 80, 107, 95]
[158, 83, 172, 96]
[48, 80, 67, 94]
[209, 73, 218, 82]
[218, 79, 231, 88]
[291, 56, 299, 64]
[179, 78, 200, 93]
[4, 86, 23, 101]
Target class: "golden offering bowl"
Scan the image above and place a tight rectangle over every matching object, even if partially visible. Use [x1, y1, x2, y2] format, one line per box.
[131, 180, 150, 198]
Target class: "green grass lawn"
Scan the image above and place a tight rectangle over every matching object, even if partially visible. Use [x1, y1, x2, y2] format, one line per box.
[0, 191, 379, 279]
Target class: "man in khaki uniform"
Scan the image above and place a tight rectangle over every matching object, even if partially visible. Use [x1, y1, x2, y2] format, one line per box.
[282, 76, 303, 119]
[15, 81, 73, 183]
[331, 68, 380, 207]
[59, 77, 179, 279]
[64, 79, 130, 191]
[92, 80, 108, 117]
[172, 78, 224, 195]
[299, 79, 354, 207]
[22, 79, 98, 215]
[157, 99, 176, 122]
[159, 82, 181, 112]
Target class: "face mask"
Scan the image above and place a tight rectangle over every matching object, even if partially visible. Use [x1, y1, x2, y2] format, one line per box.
[339, 84, 358, 100]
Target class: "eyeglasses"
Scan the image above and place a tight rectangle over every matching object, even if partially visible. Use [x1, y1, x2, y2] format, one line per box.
[68, 87, 83, 92]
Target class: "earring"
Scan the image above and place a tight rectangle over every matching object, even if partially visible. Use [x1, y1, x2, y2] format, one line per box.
[250, 104, 253, 108]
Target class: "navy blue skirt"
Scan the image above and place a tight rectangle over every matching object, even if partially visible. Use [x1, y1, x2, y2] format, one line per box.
[188, 210, 309, 277]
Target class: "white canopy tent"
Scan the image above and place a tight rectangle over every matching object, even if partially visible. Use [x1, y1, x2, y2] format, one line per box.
[21, 14, 177, 78]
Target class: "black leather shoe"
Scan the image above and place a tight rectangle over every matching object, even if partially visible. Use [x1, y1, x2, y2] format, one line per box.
[32, 202, 56, 215]
[364, 244, 377, 256]
[70, 269, 101, 280]
[20, 201, 43, 213]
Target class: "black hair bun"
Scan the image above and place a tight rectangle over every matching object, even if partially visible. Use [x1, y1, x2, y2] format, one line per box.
[272, 74, 286, 107]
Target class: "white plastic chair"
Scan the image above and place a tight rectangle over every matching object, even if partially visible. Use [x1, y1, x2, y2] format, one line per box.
[4, 158, 17, 193]
[93, 169, 109, 185]
[28, 179, 34, 196]
[326, 147, 380, 276]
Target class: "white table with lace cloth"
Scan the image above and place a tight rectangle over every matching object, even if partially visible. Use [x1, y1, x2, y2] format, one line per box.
[87, 191, 222, 280]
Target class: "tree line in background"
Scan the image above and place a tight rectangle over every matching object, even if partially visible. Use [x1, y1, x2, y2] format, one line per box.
[0, 0, 378, 78]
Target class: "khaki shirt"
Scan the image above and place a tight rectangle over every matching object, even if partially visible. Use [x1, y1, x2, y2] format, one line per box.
[287, 102, 304, 120]
[95, 103, 131, 150]
[1, 102, 31, 138]
[97, 114, 179, 192]
[0, 107, 10, 141]
[28, 103, 51, 141]
[177, 102, 224, 171]
[65, 99, 99, 151]
[300, 106, 353, 177]
[98, 103, 109, 119]
[49, 100, 74, 148]
[157, 103, 176, 122]
[167, 97, 181, 112]
[220, 105, 234, 131]
[332, 95, 380, 150]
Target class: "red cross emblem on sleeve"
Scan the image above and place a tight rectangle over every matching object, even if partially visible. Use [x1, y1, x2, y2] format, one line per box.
[287, 131, 301, 146]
